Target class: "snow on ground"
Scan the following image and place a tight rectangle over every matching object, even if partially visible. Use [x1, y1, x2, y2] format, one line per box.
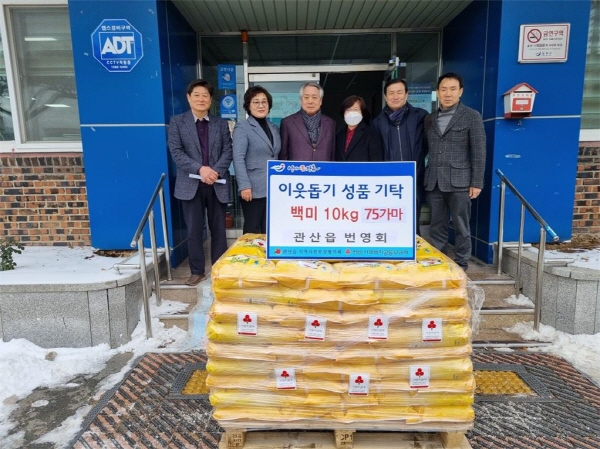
[506, 321, 600, 386]
[0, 246, 142, 285]
[0, 246, 191, 448]
[0, 297, 190, 448]
[503, 294, 535, 307]
[526, 245, 600, 269]
[0, 245, 598, 447]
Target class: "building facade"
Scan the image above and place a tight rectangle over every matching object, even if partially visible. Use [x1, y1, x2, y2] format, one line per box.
[0, 0, 598, 265]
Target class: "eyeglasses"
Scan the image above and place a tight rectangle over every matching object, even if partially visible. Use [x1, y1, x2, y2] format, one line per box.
[346, 107, 361, 112]
[251, 100, 269, 106]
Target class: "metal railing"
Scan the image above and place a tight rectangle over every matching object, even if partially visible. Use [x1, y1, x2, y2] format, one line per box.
[496, 169, 559, 331]
[113, 173, 172, 339]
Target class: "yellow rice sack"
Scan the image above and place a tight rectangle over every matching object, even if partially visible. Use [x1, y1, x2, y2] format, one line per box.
[273, 260, 341, 290]
[212, 404, 474, 424]
[209, 389, 473, 408]
[206, 357, 473, 380]
[207, 374, 474, 394]
[213, 285, 469, 309]
[206, 341, 472, 363]
[209, 302, 470, 326]
[334, 259, 465, 290]
[206, 320, 471, 347]
[211, 255, 277, 288]
[221, 233, 266, 258]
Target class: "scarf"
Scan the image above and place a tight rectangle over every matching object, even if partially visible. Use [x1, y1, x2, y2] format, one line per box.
[386, 104, 408, 126]
[301, 110, 321, 146]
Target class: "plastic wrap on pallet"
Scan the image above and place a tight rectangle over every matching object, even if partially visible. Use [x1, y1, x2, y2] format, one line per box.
[207, 234, 479, 429]
[206, 374, 474, 393]
[206, 357, 473, 378]
[210, 301, 471, 324]
[213, 285, 469, 309]
[206, 340, 473, 362]
[212, 236, 466, 291]
[206, 321, 471, 346]
[209, 389, 474, 407]
[212, 404, 475, 424]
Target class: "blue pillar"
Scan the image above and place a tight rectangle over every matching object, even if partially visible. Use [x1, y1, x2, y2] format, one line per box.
[442, 0, 591, 262]
[68, 0, 197, 266]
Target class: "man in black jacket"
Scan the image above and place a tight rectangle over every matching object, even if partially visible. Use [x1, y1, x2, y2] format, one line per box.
[372, 78, 428, 233]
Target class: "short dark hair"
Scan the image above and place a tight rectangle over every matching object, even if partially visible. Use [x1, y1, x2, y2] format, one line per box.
[243, 86, 273, 114]
[437, 72, 463, 89]
[384, 78, 408, 95]
[340, 95, 370, 124]
[340, 95, 367, 116]
[186, 79, 214, 97]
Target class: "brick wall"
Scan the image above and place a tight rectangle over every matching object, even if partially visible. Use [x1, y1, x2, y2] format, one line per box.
[573, 143, 600, 235]
[0, 153, 91, 246]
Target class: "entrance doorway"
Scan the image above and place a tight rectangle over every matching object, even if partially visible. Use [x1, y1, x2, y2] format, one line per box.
[248, 64, 389, 130]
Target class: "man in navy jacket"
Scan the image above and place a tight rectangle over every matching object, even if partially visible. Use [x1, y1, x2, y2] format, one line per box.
[372, 78, 428, 232]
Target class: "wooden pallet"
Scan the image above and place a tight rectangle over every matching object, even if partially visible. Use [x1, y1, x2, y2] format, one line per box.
[219, 429, 472, 449]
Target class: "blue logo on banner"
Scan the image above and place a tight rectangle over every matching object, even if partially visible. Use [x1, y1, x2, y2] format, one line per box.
[218, 64, 236, 90]
[91, 19, 143, 73]
[220, 95, 237, 119]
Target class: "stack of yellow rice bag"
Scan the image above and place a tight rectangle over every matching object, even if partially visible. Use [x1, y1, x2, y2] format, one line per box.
[207, 234, 475, 431]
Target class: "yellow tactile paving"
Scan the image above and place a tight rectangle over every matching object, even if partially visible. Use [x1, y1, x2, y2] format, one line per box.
[474, 370, 534, 395]
[182, 369, 210, 395]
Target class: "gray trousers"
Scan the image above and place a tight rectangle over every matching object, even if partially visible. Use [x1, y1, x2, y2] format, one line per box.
[426, 187, 472, 268]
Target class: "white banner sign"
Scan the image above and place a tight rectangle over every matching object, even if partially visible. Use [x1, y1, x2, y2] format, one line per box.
[266, 161, 416, 261]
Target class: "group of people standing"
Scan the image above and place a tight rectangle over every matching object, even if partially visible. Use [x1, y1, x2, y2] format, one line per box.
[168, 73, 486, 286]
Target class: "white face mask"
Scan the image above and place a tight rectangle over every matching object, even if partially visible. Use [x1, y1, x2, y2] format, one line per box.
[344, 111, 363, 126]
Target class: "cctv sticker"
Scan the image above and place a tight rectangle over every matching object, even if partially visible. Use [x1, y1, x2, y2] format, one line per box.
[237, 312, 258, 335]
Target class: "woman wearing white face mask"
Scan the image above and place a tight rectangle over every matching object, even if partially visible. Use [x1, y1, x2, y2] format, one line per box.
[335, 95, 384, 162]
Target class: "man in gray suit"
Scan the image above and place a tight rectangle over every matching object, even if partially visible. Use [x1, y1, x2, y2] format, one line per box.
[168, 79, 233, 285]
[424, 72, 486, 270]
[279, 82, 336, 161]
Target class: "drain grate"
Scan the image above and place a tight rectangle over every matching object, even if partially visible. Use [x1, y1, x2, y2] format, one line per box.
[169, 362, 208, 399]
[474, 363, 559, 402]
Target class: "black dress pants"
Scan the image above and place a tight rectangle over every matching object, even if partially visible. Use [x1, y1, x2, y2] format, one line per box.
[240, 197, 267, 234]
[181, 185, 227, 275]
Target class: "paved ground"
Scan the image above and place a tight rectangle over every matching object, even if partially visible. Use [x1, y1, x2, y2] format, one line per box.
[63, 350, 600, 449]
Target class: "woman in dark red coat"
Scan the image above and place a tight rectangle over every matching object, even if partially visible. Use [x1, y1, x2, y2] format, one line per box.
[335, 95, 384, 162]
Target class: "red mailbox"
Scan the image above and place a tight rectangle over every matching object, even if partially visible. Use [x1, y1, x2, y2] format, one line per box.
[503, 83, 538, 118]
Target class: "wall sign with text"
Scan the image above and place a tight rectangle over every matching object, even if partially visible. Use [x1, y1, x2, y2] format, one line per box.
[518, 23, 570, 63]
[266, 161, 416, 261]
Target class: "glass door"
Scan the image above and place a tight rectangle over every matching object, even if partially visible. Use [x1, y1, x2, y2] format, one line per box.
[248, 73, 317, 126]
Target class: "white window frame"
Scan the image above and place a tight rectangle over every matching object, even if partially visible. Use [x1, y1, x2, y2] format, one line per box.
[0, 0, 81, 153]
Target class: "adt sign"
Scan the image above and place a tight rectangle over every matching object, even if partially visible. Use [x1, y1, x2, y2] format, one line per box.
[91, 19, 143, 73]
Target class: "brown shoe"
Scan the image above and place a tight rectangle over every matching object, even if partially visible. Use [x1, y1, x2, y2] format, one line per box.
[185, 274, 206, 286]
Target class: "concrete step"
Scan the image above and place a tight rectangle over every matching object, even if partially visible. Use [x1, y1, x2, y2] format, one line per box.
[473, 326, 528, 344]
[158, 300, 193, 331]
[159, 312, 190, 331]
[158, 283, 199, 303]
